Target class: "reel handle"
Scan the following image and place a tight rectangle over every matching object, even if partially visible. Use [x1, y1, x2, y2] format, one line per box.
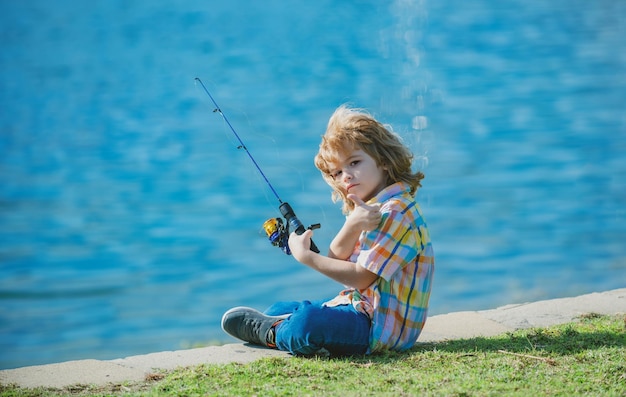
[279, 202, 320, 253]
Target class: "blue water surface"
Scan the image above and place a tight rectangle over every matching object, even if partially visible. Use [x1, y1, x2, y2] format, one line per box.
[1, 0, 625, 369]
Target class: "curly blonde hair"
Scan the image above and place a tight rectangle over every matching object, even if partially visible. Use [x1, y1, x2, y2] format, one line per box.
[314, 105, 424, 214]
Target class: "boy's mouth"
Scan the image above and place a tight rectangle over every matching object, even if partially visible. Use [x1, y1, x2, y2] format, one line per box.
[346, 183, 357, 192]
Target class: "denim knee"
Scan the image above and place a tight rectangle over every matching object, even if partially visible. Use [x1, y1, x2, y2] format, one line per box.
[274, 301, 370, 356]
[264, 300, 311, 316]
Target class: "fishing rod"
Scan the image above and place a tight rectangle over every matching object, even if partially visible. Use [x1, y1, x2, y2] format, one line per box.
[195, 78, 320, 254]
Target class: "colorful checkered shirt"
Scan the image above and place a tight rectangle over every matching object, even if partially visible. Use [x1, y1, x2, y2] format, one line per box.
[324, 182, 434, 353]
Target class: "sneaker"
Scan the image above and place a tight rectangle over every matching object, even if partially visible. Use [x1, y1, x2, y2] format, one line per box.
[221, 307, 288, 347]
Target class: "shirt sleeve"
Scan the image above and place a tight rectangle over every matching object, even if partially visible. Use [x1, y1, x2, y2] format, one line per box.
[355, 206, 417, 282]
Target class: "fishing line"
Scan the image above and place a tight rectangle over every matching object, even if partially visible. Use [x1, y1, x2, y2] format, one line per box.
[195, 77, 283, 204]
[195, 77, 320, 254]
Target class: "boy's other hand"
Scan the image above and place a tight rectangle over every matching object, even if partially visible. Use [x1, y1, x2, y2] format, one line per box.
[347, 194, 382, 231]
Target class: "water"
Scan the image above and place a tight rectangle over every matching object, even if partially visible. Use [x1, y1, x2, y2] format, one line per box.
[1, 0, 624, 370]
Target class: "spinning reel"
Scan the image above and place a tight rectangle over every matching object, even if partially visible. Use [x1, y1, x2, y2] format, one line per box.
[263, 202, 320, 255]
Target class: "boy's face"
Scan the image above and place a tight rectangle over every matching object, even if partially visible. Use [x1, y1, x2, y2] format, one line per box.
[329, 147, 388, 203]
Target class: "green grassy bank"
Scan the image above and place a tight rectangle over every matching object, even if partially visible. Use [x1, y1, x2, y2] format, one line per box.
[3, 314, 624, 396]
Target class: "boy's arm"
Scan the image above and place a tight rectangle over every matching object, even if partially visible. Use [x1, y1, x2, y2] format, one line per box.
[328, 221, 362, 260]
[328, 194, 381, 260]
[290, 229, 378, 290]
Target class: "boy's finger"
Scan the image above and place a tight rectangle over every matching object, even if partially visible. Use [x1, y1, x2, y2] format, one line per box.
[347, 193, 364, 206]
[347, 194, 379, 212]
[291, 229, 314, 239]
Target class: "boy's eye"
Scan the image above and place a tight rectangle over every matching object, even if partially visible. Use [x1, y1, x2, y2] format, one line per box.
[350, 160, 360, 166]
[331, 170, 342, 180]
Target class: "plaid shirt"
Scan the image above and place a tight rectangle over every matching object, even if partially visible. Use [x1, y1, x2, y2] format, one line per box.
[324, 182, 434, 353]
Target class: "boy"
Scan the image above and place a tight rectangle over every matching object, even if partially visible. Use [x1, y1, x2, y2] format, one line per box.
[222, 105, 434, 355]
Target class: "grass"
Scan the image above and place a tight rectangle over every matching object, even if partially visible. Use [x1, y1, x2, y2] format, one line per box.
[2, 313, 624, 396]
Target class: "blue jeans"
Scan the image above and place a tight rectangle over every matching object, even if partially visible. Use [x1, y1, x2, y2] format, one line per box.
[264, 299, 371, 356]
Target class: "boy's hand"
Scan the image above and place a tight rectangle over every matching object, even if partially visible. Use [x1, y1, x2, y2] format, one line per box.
[346, 194, 382, 232]
[288, 229, 315, 264]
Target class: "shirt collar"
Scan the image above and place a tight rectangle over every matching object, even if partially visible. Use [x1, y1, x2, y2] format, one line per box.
[367, 182, 410, 205]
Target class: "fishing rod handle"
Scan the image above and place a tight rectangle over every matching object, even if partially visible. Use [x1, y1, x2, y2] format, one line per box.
[279, 202, 320, 253]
